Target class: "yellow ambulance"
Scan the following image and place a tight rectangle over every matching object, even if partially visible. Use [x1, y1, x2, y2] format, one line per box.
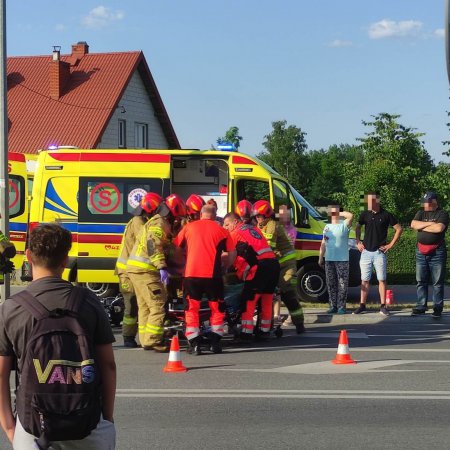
[8, 152, 29, 272]
[26, 148, 360, 301]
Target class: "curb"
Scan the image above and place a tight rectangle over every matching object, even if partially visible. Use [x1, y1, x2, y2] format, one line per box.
[303, 310, 450, 324]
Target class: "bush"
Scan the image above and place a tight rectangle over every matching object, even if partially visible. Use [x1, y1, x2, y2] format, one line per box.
[386, 228, 450, 284]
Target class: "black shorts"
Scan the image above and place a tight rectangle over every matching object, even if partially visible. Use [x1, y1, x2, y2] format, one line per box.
[241, 258, 280, 301]
[183, 277, 224, 301]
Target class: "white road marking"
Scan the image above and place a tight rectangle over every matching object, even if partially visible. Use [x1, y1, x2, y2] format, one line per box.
[302, 332, 369, 339]
[206, 359, 450, 374]
[229, 345, 450, 353]
[115, 388, 450, 400]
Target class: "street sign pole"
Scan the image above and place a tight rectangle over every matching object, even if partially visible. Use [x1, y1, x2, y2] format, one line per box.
[0, 0, 9, 301]
[446, 0, 450, 85]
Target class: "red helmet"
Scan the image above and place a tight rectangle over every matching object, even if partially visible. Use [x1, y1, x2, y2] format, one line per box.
[165, 194, 187, 218]
[186, 194, 205, 216]
[140, 192, 163, 214]
[252, 200, 273, 218]
[235, 200, 253, 219]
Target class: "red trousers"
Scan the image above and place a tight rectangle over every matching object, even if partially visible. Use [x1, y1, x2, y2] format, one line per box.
[185, 298, 225, 341]
[241, 293, 273, 334]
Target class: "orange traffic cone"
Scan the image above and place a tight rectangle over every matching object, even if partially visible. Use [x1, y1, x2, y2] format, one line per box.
[163, 334, 188, 373]
[332, 330, 356, 365]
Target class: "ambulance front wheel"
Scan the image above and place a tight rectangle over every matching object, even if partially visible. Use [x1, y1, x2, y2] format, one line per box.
[82, 282, 118, 299]
[296, 263, 328, 303]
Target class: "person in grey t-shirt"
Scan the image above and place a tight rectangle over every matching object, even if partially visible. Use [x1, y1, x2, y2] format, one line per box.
[0, 224, 116, 449]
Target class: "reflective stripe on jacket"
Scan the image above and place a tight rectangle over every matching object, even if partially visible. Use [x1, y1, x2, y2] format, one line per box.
[126, 214, 171, 273]
[115, 216, 145, 275]
[257, 219, 296, 265]
[232, 223, 276, 280]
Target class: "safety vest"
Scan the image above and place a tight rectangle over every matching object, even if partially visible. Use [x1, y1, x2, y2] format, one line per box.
[232, 223, 276, 281]
[115, 216, 145, 275]
[126, 214, 171, 273]
[257, 219, 296, 265]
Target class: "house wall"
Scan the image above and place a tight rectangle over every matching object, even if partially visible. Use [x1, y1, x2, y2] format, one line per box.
[97, 70, 169, 149]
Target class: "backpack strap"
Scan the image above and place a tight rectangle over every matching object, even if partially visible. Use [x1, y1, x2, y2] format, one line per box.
[10, 290, 49, 320]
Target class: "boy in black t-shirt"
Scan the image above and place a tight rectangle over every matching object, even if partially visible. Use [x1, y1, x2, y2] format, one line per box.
[411, 192, 449, 317]
[354, 192, 403, 316]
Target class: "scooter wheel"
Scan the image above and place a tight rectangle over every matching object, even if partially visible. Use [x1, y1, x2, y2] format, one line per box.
[274, 328, 283, 338]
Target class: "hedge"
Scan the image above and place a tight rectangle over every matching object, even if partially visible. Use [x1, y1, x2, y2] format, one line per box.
[385, 228, 450, 284]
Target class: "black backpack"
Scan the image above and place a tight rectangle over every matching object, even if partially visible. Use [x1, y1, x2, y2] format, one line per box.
[12, 287, 102, 444]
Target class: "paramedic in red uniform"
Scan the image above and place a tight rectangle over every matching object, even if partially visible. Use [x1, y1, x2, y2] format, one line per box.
[174, 204, 236, 355]
[223, 213, 280, 340]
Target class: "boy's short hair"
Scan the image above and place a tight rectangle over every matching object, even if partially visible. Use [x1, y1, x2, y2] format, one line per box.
[29, 224, 72, 269]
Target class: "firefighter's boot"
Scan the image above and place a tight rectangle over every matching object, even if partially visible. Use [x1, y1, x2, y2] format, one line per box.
[209, 333, 222, 354]
[187, 337, 202, 356]
[123, 336, 138, 348]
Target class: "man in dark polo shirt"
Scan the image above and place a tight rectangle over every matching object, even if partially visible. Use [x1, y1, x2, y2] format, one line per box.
[411, 192, 449, 317]
[354, 192, 403, 316]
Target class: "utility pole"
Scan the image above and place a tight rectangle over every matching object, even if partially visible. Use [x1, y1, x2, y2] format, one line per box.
[0, 0, 9, 301]
[446, 0, 450, 84]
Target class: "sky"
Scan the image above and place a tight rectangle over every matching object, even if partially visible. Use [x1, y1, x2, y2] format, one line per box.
[7, 0, 450, 163]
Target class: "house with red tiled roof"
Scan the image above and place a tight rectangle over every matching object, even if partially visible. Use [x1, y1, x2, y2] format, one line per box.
[7, 41, 180, 153]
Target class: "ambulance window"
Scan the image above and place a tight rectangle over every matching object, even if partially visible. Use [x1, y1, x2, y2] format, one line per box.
[236, 179, 269, 203]
[87, 181, 124, 216]
[273, 179, 296, 223]
[79, 177, 166, 223]
[272, 179, 290, 210]
[9, 175, 25, 218]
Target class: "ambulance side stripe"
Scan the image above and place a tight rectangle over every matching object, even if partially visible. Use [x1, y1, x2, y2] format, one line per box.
[44, 200, 77, 217]
[10, 223, 27, 232]
[45, 180, 77, 215]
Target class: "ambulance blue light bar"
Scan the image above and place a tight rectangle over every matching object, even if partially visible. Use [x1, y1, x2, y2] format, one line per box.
[217, 143, 236, 151]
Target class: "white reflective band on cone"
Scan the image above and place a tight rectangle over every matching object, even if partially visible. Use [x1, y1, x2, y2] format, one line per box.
[337, 344, 350, 354]
[168, 351, 181, 362]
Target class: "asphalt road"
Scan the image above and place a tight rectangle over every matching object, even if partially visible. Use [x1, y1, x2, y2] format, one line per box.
[2, 295, 450, 449]
[111, 317, 450, 449]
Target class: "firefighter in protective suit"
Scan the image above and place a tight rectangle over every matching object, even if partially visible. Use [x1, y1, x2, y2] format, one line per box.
[115, 192, 162, 348]
[235, 200, 253, 225]
[223, 212, 280, 340]
[127, 194, 186, 352]
[253, 200, 305, 333]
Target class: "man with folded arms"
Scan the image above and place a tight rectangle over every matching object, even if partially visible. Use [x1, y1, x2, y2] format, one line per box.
[411, 191, 448, 318]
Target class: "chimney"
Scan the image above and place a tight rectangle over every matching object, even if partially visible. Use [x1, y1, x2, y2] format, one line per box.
[49, 46, 71, 100]
[71, 41, 89, 59]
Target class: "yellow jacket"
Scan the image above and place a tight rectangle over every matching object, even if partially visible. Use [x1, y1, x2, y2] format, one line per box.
[126, 214, 171, 273]
[115, 216, 145, 275]
[257, 218, 296, 265]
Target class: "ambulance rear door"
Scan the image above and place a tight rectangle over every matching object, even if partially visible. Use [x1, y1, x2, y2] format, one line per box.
[77, 152, 171, 283]
[8, 152, 27, 270]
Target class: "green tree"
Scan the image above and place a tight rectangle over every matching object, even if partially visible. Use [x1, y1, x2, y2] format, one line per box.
[342, 113, 433, 223]
[306, 144, 363, 206]
[217, 126, 243, 151]
[257, 120, 308, 193]
[426, 162, 450, 212]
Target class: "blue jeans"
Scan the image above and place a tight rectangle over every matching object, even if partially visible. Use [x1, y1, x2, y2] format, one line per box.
[359, 249, 387, 282]
[415, 245, 447, 311]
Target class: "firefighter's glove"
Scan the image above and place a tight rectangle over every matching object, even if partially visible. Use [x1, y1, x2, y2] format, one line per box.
[159, 269, 169, 286]
[0, 257, 14, 274]
[4, 260, 14, 274]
